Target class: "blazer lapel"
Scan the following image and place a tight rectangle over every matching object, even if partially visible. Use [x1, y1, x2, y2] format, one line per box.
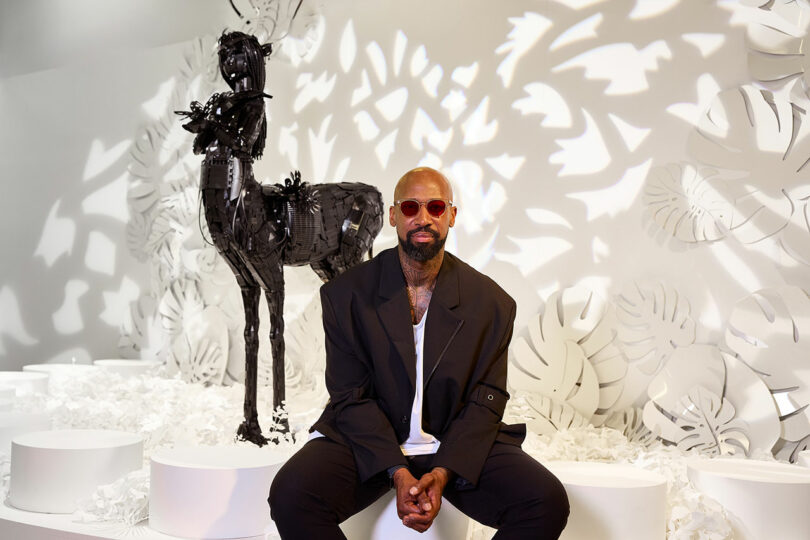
[377, 250, 417, 390]
[424, 254, 464, 388]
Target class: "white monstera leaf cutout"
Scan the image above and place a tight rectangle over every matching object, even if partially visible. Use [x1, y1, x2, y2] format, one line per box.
[746, 0, 810, 100]
[611, 282, 696, 412]
[511, 339, 597, 419]
[524, 394, 591, 436]
[510, 287, 627, 421]
[725, 286, 810, 452]
[643, 344, 779, 456]
[616, 281, 697, 376]
[118, 294, 165, 360]
[643, 162, 727, 242]
[722, 351, 781, 455]
[643, 386, 750, 456]
[603, 407, 653, 446]
[509, 393, 590, 436]
[169, 305, 229, 385]
[687, 86, 810, 261]
[158, 281, 204, 337]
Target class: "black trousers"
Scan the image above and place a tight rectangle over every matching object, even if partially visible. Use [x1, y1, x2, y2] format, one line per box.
[269, 437, 569, 540]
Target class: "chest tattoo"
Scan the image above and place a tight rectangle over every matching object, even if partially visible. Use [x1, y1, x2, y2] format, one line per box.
[407, 285, 434, 325]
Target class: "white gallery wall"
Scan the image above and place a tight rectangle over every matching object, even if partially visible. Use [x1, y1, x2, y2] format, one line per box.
[2, 0, 809, 456]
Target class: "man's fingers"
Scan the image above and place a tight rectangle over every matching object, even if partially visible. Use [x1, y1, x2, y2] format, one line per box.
[417, 490, 432, 511]
[397, 500, 421, 518]
[402, 511, 433, 528]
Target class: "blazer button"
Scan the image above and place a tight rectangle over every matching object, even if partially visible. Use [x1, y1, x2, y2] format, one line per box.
[401, 416, 408, 424]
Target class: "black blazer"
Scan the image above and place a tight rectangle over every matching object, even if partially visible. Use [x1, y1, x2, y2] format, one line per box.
[311, 247, 526, 486]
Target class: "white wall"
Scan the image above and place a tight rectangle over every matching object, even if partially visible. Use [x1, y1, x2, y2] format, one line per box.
[0, 0, 237, 369]
[1, 0, 807, 418]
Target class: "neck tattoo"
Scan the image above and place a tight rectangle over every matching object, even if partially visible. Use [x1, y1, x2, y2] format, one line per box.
[399, 248, 442, 325]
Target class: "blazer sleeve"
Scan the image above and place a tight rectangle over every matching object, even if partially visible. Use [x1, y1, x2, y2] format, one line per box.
[320, 286, 407, 482]
[432, 297, 517, 487]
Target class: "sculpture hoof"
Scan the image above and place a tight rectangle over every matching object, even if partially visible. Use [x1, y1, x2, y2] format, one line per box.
[237, 420, 268, 447]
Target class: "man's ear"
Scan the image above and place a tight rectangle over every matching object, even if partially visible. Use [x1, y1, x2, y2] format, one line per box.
[448, 206, 457, 228]
[389, 205, 397, 227]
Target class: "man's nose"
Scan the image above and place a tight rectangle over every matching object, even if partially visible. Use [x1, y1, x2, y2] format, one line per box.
[413, 203, 432, 223]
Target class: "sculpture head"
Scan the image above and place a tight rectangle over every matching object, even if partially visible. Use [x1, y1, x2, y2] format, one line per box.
[389, 167, 457, 263]
[217, 31, 272, 91]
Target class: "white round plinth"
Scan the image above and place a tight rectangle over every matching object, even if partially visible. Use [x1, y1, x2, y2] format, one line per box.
[93, 359, 162, 377]
[339, 490, 471, 540]
[23, 363, 100, 376]
[688, 458, 810, 540]
[150, 445, 286, 539]
[8, 429, 143, 513]
[0, 385, 14, 411]
[0, 371, 49, 395]
[0, 412, 51, 453]
[546, 461, 666, 540]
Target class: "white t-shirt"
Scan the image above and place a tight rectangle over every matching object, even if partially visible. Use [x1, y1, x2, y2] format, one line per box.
[309, 309, 440, 456]
[400, 308, 440, 456]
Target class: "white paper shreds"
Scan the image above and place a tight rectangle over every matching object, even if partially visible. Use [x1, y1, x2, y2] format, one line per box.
[75, 467, 150, 526]
[4, 369, 316, 523]
[3, 370, 739, 538]
[522, 427, 734, 540]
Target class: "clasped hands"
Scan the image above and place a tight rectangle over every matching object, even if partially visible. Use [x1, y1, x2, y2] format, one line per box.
[393, 466, 450, 533]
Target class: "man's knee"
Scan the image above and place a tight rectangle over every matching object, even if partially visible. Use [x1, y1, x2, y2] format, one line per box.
[504, 475, 570, 538]
[542, 477, 570, 535]
[268, 463, 307, 522]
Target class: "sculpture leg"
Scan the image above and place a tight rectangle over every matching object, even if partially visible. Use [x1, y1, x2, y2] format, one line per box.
[309, 259, 338, 282]
[237, 284, 268, 446]
[265, 282, 289, 435]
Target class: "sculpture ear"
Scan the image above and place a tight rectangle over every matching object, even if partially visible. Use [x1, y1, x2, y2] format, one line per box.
[261, 43, 273, 57]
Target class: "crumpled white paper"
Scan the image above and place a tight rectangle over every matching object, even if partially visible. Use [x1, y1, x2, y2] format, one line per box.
[74, 467, 150, 526]
[4, 369, 309, 525]
[4, 370, 738, 538]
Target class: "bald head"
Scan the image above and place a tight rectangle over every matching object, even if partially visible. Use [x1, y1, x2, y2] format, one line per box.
[393, 167, 454, 202]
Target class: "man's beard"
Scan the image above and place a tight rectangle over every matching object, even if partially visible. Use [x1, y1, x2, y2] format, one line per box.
[399, 226, 446, 262]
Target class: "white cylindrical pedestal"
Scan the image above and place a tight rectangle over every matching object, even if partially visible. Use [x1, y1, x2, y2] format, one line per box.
[22, 363, 100, 376]
[93, 359, 162, 377]
[149, 446, 285, 539]
[0, 371, 49, 395]
[688, 458, 810, 540]
[546, 461, 666, 540]
[339, 490, 471, 540]
[8, 429, 143, 513]
[0, 412, 51, 454]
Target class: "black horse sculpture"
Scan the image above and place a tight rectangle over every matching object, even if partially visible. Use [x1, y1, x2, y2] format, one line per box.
[177, 31, 383, 445]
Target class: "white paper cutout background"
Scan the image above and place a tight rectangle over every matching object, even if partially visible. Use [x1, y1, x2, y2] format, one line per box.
[111, 0, 810, 463]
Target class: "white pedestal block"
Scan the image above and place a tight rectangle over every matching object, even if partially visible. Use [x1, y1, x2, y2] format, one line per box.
[0, 371, 49, 395]
[339, 491, 471, 540]
[149, 445, 286, 539]
[93, 359, 162, 377]
[687, 458, 810, 540]
[8, 429, 143, 513]
[0, 386, 14, 411]
[545, 461, 666, 540]
[23, 363, 101, 376]
[0, 412, 51, 454]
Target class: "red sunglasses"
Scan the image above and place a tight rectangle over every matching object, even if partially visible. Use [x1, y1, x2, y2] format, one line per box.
[395, 198, 453, 217]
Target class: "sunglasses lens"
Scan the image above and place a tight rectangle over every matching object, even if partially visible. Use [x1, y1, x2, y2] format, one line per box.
[426, 200, 446, 217]
[399, 200, 419, 216]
